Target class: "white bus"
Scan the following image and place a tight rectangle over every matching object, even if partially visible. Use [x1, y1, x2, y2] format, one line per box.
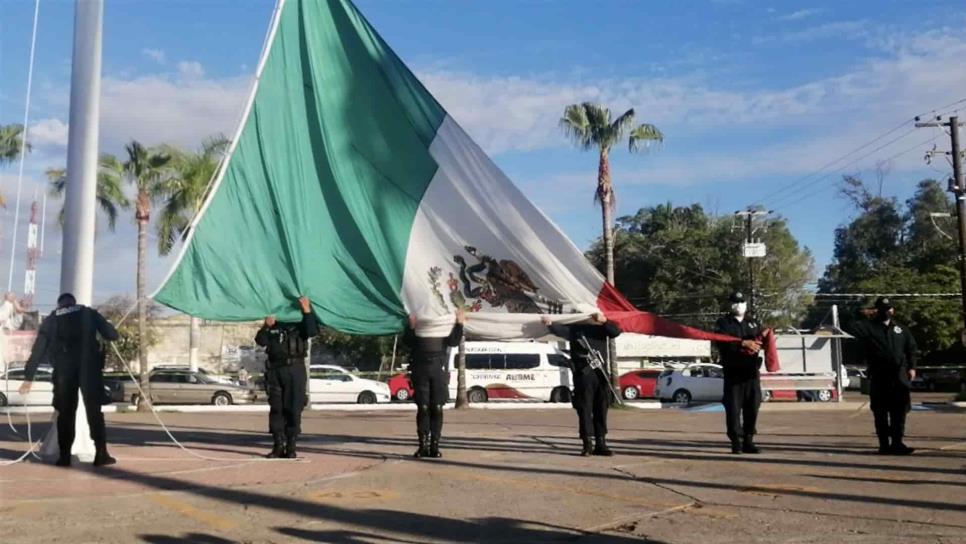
[446, 341, 573, 403]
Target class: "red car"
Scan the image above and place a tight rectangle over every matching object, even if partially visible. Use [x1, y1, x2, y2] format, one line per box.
[388, 372, 414, 402]
[619, 369, 662, 400]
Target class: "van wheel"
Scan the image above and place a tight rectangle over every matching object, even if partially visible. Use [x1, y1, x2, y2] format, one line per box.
[762, 390, 772, 402]
[622, 386, 639, 400]
[357, 391, 377, 404]
[817, 389, 833, 402]
[212, 392, 232, 406]
[550, 387, 571, 403]
[672, 389, 692, 405]
[0, 392, 7, 407]
[468, 388, 488, 403]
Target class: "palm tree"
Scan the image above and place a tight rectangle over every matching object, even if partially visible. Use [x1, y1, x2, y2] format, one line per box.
[156, 135, 228, 371]
[46, 154, 130, 231]
[560, 102, 663, 389]
[121, 141, 172, 411]
[1, 123, 32, 208]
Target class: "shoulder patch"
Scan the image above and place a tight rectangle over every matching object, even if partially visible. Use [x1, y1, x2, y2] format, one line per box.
[893, 326, 903, 334]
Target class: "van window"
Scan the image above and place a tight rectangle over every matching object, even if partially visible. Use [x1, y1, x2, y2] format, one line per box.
[466, 354, 491, 370]
[547, 354, 570, 368]
[504, 354, 540, 370]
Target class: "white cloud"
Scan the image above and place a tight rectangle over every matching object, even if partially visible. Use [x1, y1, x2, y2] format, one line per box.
[141, 48, 167, 65]
[776, 8, 825, 22]
[176, 60, 205, 80]
[98, 72, 250, 151]
[28, 118, 69, 148]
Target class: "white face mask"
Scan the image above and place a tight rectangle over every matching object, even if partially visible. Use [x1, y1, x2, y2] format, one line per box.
[731, 302, 747, 318]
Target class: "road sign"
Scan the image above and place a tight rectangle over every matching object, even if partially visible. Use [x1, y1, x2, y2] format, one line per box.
[743, 242, 767, 258]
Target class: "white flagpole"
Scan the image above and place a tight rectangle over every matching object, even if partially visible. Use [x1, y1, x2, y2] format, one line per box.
[42, 0, 104, 464]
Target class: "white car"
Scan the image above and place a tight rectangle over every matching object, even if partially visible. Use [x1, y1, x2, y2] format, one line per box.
[654, 363, 725, 405]
[1, 367, 54, 406]
[308, 364, 391, 404]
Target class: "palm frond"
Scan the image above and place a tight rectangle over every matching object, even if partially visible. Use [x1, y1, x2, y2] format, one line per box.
[560, 104, 594, 149]
[628, 123, 664, 153]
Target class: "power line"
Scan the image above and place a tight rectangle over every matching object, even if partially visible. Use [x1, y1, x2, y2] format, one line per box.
[752, 98, 966, 207]
[771, 133, 942, 213]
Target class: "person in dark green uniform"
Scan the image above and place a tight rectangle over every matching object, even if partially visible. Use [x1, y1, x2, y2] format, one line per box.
[255, 296, 319, 459]
[846, 297, 917, 455]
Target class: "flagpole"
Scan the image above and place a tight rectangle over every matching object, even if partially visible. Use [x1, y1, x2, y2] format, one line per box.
[60, 0, 102, 306]
[42, 0, 104, 464]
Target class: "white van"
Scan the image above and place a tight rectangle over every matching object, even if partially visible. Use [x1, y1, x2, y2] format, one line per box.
[446, 341, 573, 403]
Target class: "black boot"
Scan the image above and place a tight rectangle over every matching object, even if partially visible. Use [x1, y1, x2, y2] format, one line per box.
[742, 435, 761, 454]
[428, 435, 442, 458]
[413, 433, 430, 458]
[890, 441, 915, 455]
[265, 434, 286, 459]
[593, 437, 613, 457]
[93, 443, 116, 467]
[877, 436, 891, 455]
[580, 438, 594, 457]
[730, 437, 742, 454]
[284, 435, 298, 459]
[55, 449, 71, 467]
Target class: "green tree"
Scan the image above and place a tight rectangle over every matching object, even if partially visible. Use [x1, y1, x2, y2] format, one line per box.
[96, 295, 162, 374]
[46, 155, 131, 232]
[120, 141, 173, 410]
[587, 203, 814, 329]
[814, 175, 959, 353]
[0, 123, 32, 207]
[560, 102, 663, 389]
[155, 136, 229, 371]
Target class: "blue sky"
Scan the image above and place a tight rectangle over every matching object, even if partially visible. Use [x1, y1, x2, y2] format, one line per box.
[1, 0, 964, 310]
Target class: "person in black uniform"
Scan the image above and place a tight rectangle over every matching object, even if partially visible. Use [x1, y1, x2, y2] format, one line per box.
[19, 293, 119, 467]
[404, 308, 464, 459]
[846, 297, 917, 455]
[714, 292, 765, 454]
[542, 311, 622, 456]
[255, 296, 319, 459]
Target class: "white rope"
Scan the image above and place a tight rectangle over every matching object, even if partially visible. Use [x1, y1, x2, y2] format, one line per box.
[6, 0, 42, 292]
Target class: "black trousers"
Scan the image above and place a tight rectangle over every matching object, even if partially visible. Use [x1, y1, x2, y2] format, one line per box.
[573, 366, 609, 440]
[412, 355, 447, 437]
[870, 379, 910, 444]
[723, 378, 761, 441]
[266, 362, 306, 438]
[53, 369, 106, 454]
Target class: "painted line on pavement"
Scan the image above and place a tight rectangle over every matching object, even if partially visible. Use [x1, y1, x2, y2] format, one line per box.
[148, 493, 236, 531]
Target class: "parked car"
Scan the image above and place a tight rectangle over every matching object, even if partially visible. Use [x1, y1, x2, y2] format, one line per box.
[136, 369, 258, 406]
[654, 363, 724, 404]
[618, 369, 662, 400]
[388, 372, 414, 401]
[0, 366, 54, 406]
[308, 365, 391, 404]
[918, 366, 966, 392]
[1, 366, 118, 406]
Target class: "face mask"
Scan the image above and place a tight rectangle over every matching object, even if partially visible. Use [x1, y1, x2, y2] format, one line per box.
[876, 308, 892, 322]
[731, 302, 747, 317]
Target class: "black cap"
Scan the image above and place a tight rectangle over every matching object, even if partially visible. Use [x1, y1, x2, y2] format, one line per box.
[728, 291, 745, 303]
[874, 296, 893, 310]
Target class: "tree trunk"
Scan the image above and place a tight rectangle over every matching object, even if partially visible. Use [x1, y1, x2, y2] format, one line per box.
[455, 335, 468, 408]
[136, 217, 150, 411]
[188, 315, 201, 371]
[598, 149, 621, 395]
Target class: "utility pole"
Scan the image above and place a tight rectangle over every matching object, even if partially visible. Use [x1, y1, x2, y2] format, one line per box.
[734, 208, 770, 314]
[916, 115, 966, 335]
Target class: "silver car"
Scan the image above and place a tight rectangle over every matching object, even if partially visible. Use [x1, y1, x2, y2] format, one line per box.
[139, 370, 257, 406]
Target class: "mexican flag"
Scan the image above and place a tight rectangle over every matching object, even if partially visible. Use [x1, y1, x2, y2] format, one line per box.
[153, 0, 730, 342]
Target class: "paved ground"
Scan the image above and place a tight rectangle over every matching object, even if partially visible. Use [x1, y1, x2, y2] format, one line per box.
[0, 403, 963, 543]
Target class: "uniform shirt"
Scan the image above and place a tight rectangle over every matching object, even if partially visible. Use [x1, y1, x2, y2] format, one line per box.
[255, 311, 320, 364]
[547, 321, 622, 373]
[403, 324, 463, 362]
[714, 314, 762, 381]
[846, 318, 917, 384]
[24, 305, 119, 381]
